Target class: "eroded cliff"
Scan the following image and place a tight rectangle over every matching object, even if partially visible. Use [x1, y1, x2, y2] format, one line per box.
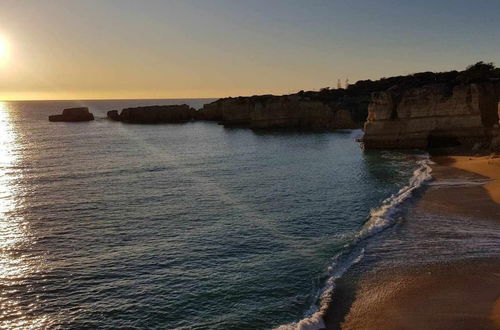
[362, 82, 500, 149]
[197, 95, 359, 130]
[109, 105, 196, 124]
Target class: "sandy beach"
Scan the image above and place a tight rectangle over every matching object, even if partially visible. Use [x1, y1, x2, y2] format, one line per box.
[325, 154, 500, 330]
[421, 155, 500, 220]
[435, 155, 500, 204]
[338, 260, 500, 330]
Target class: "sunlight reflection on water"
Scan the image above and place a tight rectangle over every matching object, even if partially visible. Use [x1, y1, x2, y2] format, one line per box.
[0, 101, 23, 274]
[0, 102, 50, 329]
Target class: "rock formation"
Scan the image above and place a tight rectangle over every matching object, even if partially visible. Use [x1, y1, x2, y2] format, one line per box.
[49, 107, 94, 122]
[362, 82, 500, 149]
[105, 62, 500, 145]
[110, 105, 196, 124]
[333, 109, 359, 129]
[197, 95, 360, 130]
[107, 110, 120, 121]
[194, 101, 223, 121]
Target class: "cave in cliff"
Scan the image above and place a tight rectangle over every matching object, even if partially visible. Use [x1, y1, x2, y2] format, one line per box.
[426, 133, 461, 149]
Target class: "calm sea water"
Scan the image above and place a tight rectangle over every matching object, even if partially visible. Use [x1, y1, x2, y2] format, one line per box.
[1, 99, 493, 329]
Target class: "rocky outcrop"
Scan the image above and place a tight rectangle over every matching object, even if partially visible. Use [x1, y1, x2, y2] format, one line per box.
[250, 96, 340, 130]
[333, 109, 358, 129]
[362, 82, 500, 149]
[49, 107, 94, 122]
[194, 101, 223, 121]
[111, 105, 196, 124]
[491, 130, 500, 151]
[107, 110, 120, 121]
[197, 95, 359, 130]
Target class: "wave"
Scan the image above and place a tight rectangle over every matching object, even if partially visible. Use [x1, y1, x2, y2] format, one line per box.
[357, 155, 433, 239]
[275, 154, 433, 330]
[428, 178, 491, 187]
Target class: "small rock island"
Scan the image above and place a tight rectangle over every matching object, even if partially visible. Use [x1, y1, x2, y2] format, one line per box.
[49, 107, 94, 122]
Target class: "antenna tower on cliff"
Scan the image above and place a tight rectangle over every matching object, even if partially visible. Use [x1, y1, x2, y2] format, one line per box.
[337, 79, 342, 89]
[345, 77, 350, 89]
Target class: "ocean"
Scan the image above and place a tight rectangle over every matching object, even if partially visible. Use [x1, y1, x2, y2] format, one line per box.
[0, 99, 496, 329]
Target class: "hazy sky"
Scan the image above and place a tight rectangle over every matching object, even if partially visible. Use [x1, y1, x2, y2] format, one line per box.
[0, 0, 499, 100]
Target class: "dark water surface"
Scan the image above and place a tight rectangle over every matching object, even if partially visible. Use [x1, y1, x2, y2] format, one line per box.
[0, 100, 428, 329]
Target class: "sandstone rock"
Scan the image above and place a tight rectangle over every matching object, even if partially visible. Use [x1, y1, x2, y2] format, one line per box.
[362, 82, 500, 149]
[118, 105, 195, 124]
[194, 101, 223, 121]
[490, 129, 500, 151]
[333, 109, 359, 129]
[49, 107, 94, 122]
[107, 110, 120, 121]
[198, 95, 359, 130]
[250, 97, 334, 130]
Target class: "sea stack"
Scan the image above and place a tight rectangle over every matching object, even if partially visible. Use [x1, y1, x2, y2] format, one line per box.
[49, 107, 95, 122]
[107, 110, 120, 121]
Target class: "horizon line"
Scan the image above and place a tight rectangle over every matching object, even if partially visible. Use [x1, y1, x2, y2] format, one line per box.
[1, 97, 218, 102]
[0, 94, 287, 102]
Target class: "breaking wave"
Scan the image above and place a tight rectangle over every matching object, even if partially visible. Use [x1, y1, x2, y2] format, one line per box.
[276, 155, 433, 330]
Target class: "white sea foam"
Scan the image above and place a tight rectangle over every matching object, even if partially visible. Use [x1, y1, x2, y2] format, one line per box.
[275, 155, 433, 330]
[275, 249, 365, 330]
[357, 155, 433, 239]
[428, 178, 491, 187]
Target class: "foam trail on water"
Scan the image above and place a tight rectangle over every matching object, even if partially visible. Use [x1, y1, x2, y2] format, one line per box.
[275, 154, 433, 330]
[357, 155, 433, 239]
[429, 178, 490, 187]
[275, 248, 365, 330]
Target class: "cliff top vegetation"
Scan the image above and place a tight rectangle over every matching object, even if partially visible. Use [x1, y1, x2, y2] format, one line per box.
[212, 62, 500, 123]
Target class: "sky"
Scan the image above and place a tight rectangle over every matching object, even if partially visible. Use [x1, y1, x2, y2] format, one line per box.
[0, 0, 499, 100]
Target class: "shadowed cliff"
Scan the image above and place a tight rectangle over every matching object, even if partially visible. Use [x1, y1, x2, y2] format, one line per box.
[197, 62, 500, 133]
[361, 63, 500, 150]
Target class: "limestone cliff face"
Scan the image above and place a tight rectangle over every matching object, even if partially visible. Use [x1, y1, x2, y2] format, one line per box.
[117, 105, 196, 123]
[194, 101, 223, 121]
[197, 96, 359, 130]
[250, 96, 337, 130]
[362, 82, 500, 149]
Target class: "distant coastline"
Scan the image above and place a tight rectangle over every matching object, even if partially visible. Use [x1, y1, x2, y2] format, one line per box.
[65, 62, 500, 153]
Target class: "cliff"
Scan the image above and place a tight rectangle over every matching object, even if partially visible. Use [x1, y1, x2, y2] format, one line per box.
[362, 82, 500, 149]
[49, 107, 94, 122]
[109, 105, 196, 124]
[103, 62, 500, 143]
[197, 63, 500, 132]
[197, 95, 359, 130]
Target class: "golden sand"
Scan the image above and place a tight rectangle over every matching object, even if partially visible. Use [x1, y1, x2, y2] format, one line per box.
[443, 155, 500, 204]
[327, 159, 500, 330]
[339, 261, 500, 330]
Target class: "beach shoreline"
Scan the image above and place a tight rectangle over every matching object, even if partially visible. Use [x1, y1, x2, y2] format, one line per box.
[324, 153, 500, 330]
[433, 154, 500, 204]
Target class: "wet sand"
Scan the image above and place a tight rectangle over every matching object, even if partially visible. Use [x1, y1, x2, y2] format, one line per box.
[434, 155, 500, 204]
[338, 260, 500, 330]
[324, 156, 500, 330]
[421, 157, 500, 220]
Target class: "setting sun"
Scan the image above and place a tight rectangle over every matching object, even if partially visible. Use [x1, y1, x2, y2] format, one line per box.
[0, 2, 499, 329]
